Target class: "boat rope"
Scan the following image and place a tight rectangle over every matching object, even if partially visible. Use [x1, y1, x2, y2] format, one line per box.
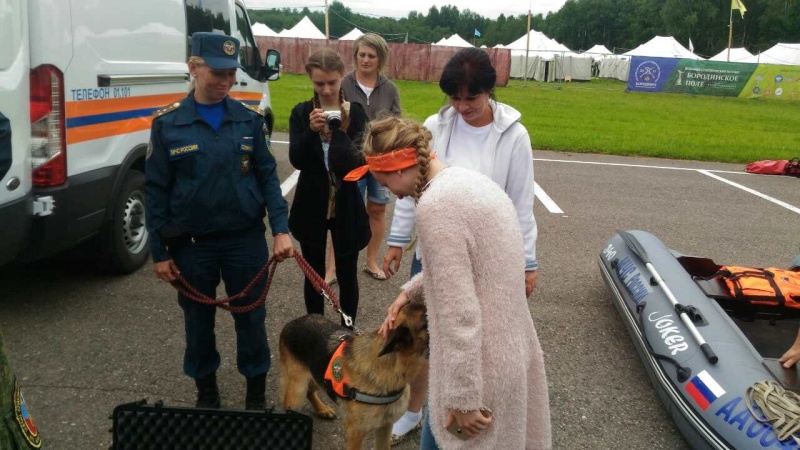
[746, 380, 800, 444]
[636, 303, 692, 383]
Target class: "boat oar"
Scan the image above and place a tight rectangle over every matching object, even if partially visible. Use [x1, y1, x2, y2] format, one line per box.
[618, 230, 719, 364]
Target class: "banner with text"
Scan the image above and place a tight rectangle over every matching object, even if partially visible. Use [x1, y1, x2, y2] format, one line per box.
[627, 56, 800, 100]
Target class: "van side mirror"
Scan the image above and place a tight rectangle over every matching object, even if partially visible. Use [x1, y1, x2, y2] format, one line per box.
[259, 49, 281, 82]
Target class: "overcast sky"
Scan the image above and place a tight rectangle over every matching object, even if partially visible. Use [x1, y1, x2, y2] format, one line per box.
[245, 0, 568, 20]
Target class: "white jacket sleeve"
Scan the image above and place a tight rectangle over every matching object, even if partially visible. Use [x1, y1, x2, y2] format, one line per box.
[506, 126, 538, 270]
[386, 195, 416, 248]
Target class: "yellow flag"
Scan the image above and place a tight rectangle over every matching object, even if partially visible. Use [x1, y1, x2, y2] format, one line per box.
[731, 0, 747, 18]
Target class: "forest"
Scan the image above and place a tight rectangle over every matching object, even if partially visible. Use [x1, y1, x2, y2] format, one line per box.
[248, 0, 800, 57]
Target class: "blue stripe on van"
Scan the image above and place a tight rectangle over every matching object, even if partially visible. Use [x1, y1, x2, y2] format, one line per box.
[66, 108, 159, 128]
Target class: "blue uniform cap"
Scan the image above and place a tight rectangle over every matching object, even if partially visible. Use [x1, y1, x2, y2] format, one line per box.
[191, 32, 241, 70]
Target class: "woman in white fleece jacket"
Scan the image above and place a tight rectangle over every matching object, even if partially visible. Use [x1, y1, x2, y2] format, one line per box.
[383, 47, 540, 444]
[347, 116, 551, 449]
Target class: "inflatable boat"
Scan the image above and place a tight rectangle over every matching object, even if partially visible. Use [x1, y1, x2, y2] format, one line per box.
[598, 230, 800, 450]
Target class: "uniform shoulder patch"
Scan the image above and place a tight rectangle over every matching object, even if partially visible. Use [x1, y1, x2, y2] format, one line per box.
[241, 102, 264, 115]
[153, 101, 182, 118]
[12, 377, 42, 448]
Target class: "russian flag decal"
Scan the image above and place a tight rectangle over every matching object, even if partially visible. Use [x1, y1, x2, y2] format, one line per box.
[685, 370, 726, 411]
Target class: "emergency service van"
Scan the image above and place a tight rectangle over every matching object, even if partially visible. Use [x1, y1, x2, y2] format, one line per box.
[0, 0, 280, 273]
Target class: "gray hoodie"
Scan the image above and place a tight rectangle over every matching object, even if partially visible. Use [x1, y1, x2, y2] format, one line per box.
[341, 71, 402, 120]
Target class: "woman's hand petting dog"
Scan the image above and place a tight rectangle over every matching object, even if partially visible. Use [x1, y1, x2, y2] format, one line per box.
[445, 409, 493, 439]
[379, 291, 411, 338]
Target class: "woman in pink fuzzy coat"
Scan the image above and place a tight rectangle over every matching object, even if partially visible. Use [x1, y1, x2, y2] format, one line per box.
[346, 117, 551, 449]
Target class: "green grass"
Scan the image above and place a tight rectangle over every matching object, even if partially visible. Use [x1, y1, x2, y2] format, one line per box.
[268, 74, 800, 164]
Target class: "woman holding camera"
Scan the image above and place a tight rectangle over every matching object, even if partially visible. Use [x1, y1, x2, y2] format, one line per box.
[288, 49, 370, 326]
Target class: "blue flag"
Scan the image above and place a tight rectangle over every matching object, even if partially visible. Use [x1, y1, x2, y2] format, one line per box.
[474, 29, 481, 38]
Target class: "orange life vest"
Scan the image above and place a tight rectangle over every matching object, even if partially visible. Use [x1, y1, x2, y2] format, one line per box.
[717, 266, 800, 308]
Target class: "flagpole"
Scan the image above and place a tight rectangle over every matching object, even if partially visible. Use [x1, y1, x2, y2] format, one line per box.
[325, 0, 330, 42]
[523, 6, 531, 85]
[727, 4, 733, 62]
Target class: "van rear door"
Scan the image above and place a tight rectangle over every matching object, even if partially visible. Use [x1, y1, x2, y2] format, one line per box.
[0, 0, 32, 265]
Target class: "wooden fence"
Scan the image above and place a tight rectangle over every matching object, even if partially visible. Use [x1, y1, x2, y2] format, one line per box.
[255, 37, 511, 86]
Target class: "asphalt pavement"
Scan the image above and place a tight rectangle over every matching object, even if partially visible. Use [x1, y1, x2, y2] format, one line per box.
[1, 133, 798, 449]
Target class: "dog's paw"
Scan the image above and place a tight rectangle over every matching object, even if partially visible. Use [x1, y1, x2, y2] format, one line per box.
[315, 407, 337, 420]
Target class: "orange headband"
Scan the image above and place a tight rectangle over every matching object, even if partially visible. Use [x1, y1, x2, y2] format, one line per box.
[344, 147, 435, 181]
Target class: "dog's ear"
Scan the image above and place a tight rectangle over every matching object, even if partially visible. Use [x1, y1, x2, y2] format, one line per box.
[379, 324, 413, 357]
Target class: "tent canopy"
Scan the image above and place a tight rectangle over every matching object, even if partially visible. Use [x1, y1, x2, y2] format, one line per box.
[742, 43, 800, 65]
[339, 28, 364, 41]
[709, 47, 754, 62]
[433, 34, 473, 48]
[252, 22, 277, 37]
[506, 30, 570, 53]
[277, 16, 325, 39]
[624, 36, 702, 60]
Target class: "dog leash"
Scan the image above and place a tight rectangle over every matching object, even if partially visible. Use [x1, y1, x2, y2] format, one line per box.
[293, 253, 361, 334]
[170, 253, 361, 333]
[169, 257, 279, 313]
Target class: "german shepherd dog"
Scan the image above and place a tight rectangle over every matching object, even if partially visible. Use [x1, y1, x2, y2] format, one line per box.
[279, 303, 428, 450]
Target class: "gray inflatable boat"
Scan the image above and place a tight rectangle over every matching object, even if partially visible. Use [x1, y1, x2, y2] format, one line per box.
[598, 230, 800, 450]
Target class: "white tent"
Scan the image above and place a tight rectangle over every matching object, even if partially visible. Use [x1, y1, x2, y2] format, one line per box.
[433, 34, 473, 48]
[506, 30, 571, 61]
[624, 36, 702, 60]
[709, 47, 754, 62]
[339, 28, 364, 41]
[584, 44, 613, 62]
[741, 43, 800, 65]
[277, 16, 326, 39]
[251, 22, 277, 37]
[598, 55, 630, 81]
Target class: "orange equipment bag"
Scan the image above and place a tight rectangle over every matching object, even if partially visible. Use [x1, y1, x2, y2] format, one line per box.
[716, 266, 800, 308]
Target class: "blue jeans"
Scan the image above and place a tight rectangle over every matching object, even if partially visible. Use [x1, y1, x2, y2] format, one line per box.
[420, 411, 441, 450]
[357, 172, 391, 205]
[410, 253, 423, 277]
[173, 226, 270, 379]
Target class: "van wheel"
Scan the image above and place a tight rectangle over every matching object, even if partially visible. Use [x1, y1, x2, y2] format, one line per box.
[99, 170, 150, 274]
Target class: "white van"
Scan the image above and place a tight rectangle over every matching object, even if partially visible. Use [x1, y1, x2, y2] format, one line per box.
[0, 0, 280, 273]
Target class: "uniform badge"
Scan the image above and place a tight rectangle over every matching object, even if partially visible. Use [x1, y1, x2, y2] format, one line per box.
[13, 377, 42, 449]
[331, 357, 344, 382]
[223, 40, 236, 56]
[240, 155, 250, 174]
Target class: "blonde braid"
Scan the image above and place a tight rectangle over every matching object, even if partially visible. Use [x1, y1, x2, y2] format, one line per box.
[312, 90, 321, 109]
[411, 131, 432, 202]
[339, 87, 350, 132]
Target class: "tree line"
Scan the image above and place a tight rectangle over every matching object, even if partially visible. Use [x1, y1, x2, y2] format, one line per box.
[248, 0, 800, 57]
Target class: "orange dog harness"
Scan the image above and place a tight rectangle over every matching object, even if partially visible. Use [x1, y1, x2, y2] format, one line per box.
[324, 340, 351, 399]
[323, 339, 405, 405]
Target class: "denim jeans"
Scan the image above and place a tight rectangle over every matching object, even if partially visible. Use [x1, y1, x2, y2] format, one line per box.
[410, 253, 423, 278]
[420, 411, 441, 450]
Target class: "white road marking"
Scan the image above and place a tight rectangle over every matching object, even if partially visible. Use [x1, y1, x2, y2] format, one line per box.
[698, 170, 800, 215]
[280, 170, 300, 197]
[534, 158, 747, 175]
[535, 182, 564, 214]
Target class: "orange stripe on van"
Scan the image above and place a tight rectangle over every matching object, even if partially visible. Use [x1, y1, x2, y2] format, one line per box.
[67, 117, 153, 145]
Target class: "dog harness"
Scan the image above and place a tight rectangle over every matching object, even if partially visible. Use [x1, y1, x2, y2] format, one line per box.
[323, 340, 405, 405]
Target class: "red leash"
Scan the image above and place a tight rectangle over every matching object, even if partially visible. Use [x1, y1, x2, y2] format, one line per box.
[170, 253, 347, 321]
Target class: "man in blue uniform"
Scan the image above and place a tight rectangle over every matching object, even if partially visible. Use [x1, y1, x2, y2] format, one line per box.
[144, 32, 293, 410]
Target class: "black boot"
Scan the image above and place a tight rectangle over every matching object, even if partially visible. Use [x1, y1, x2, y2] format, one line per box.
[194, 373, 221, 409]
[245, 373, 266, 411]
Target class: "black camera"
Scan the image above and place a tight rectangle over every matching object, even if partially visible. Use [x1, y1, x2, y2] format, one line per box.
[324, 111, 342, 130]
